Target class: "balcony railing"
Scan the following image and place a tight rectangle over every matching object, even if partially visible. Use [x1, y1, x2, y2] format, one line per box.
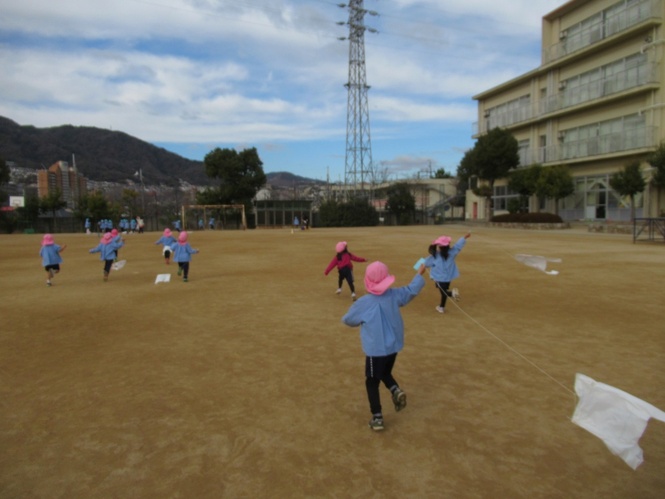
[543, 0, 660, 64]
[518, 126, 657, 165]
[541, 62, 659, 114]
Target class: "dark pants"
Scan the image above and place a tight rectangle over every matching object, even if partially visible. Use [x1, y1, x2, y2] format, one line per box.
[178, 262, 190, 278]
[338, 267, 355, 293]
[365, 353, 399, 415]
[103, 259, 113, 273]
[435, 281, 452, 308]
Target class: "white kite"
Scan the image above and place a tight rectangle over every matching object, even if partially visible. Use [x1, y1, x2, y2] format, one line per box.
[572, 373, 665, 469]
[154, 274, 171, 284]
[514, 254, 560, 275]
[112, 259, 126, 271]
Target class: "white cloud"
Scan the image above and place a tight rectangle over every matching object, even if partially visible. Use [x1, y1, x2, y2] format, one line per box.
[0, 0, 563, 176]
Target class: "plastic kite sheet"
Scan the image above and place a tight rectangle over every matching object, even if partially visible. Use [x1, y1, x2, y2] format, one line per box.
[514, 254, 560, 275]
[154, 274, 171, 284]
[112, 259, 127, 271]
[572, 373, 665, 469]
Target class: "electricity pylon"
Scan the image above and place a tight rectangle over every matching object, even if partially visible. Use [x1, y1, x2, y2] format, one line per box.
[338, 1, 378, 199]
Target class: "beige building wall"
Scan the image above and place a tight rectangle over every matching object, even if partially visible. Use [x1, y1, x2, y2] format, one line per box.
[471, 0, 665, 221]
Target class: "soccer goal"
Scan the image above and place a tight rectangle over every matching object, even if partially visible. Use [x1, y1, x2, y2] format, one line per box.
[181, 204, 247, 230]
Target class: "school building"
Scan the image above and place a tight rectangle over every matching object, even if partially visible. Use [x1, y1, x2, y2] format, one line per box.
[471, 0, 665, 221]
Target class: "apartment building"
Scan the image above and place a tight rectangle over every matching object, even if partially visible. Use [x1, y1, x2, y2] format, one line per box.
[37, 161, 88, 209]
[472, 0, 664, 221]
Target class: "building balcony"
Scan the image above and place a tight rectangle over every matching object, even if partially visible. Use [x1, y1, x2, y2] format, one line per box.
[541, 62, 659, 115]
[543, 0, 661, 65]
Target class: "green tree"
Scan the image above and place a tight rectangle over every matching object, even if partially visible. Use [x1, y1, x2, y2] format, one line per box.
[122, 189, 140, 217]
[648, 142, 665, 215]
[609, 161, 646, 222]
[385, 182, 416, 225]
[508, 164, 542, 212]
[465, 128, 520, 219]
[39, 189, 67, 231]
[535, 165, 575, 216]
[318, 199, 378, 227]
[76, 191, 111, 224]
[433, 168, 452, 179]
[200, 147, 267, 205]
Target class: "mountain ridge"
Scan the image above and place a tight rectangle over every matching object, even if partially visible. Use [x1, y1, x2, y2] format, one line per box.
[0, 116, 321, 188]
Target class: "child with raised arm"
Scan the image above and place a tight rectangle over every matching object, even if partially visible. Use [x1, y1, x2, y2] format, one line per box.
[155, 228, 177, 265]
[324, 241, 367, 300]
[342, 261, 426, 431]
[89, 232, 124, 282]
[170, 231, 199, 282]
[424, 233, 471, 314]
[40, 234, 66, 286]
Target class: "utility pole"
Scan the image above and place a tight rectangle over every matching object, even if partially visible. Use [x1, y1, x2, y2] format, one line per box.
[338, 1, 378, 200]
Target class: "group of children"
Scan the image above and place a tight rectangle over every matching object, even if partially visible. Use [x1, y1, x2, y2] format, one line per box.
[154, 228, 199, 282]
[39, 227, 200, 285]
[326, 233, 471, 431]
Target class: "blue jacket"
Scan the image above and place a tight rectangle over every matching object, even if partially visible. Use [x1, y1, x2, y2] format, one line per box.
[90, 240, 124, 260]
[40, 245, 63, 266]
[424, 237, 466, 282]
[155, 235, 177, 246]
[342, 274, 425, 357]
[170, 242, 199, 263]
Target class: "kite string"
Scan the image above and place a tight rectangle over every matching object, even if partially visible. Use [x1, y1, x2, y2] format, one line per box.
[440, 283, 576, 399]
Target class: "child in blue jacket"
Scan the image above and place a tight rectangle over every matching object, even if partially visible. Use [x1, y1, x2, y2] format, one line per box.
[170, 231, 199, 282]
[342, 261, 426, 431]
[155, 228, 177, 265]
[40, 234, 66, 286]
[424, 233, 470, 314]
[90, 232, 124, 281]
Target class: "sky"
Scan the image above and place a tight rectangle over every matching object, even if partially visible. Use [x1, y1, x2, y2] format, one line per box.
[0, 0, 564, 182]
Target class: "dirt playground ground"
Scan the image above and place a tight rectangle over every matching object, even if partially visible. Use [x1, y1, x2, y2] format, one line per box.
[1, 224, 664, 498]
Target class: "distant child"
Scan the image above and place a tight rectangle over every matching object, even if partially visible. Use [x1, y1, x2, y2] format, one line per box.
[89, 232, 124, 282]
[324, 241, 367, 300]
[423, 233, 471, 314]
[155, 228, 177, 265]
[342, 261, 426, 431]
[40, 234, 66, 286]
[170, 231, 199, 282]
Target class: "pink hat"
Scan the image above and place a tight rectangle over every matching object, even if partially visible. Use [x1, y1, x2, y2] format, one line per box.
[42, 234, 54, 246]
[364, 261, 395, 296]
[433, 236, 452, 246]
[111, 228, 118, 236]
[163, 228, 172, 237]
[101, 232, 113, 244]
[178, 231, 188, 244]
[335, 241, 347, 253]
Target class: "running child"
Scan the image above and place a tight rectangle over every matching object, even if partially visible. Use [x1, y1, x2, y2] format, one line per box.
[155, 228, 177, 265]
[170, 231, 199, 282]
[89, 232, 124, 282]
[342, 261, 426, 431]
[324, 241, 367, 300]
[423, 233, 471, 314]
[40, 234, 66, 286]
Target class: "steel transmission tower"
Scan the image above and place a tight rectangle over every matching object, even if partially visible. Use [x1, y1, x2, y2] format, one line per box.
[338, 1, 377, 198]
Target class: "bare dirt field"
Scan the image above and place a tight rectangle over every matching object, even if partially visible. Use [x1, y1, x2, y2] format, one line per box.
[1, 224, 664, 498]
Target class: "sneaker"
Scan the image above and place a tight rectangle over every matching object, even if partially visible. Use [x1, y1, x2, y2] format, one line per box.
[183, 277, 188, 282]
[368, 417, 384, 431]
[452, 288, 460, 301]
[46, 280, 51, 287]
[435, 306, 445, 314]
[351, 292, 356, 301]
[392, 388, 407, 412]
[335, 288, 342, 295]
